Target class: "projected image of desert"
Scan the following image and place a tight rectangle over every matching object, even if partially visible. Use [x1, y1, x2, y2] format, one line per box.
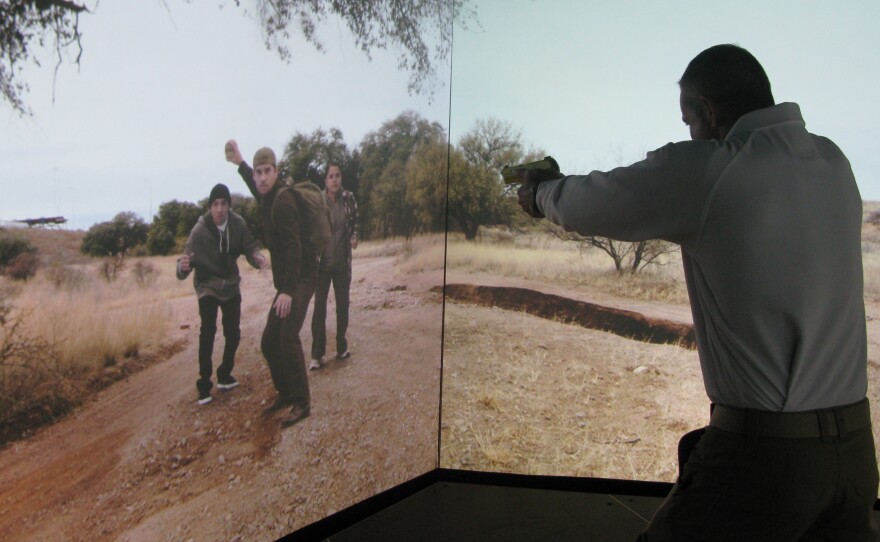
[439, 1, 880, 484]
[0, 2, 452, 540]
[439, 215, 880, 482]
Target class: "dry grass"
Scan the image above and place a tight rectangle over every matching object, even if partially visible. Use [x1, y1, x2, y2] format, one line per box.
[446, 231, 689, 304]
[0, 254, 188, 443]
[863, 223, 880, 299]
[440, 303, 704, 482]
[354, 234, 447, 275]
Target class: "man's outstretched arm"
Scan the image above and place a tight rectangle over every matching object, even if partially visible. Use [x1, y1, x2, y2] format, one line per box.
[225, 139, 260, 201]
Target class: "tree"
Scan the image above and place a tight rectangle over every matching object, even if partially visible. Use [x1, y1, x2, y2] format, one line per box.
[0, 0, 90, 115]
[245, 0, 471, 100]
[449, 118, 542, 240]
[357, 111, 446, 239]
[545, 222, 679, 274]
[146, 199, 202, 255]
[80, 211, 148, 257]
[279, 127, 358, 191]
[405, 140, 449, 235]
[458, 118, 528, 172]
[1, 0, 473, 115]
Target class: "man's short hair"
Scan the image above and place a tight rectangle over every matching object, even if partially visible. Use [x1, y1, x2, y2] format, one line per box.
[679, 44, 774, 125]
[253, 147, 276, 169]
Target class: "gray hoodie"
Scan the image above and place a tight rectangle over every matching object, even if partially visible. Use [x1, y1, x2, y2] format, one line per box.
[176, 210, 262, 300]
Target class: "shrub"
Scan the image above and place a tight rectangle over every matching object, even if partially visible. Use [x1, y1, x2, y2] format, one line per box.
[81, 212, 149, 257]
[0, 300, 61, 443]
[45, 262, 87, 291]
[0, 231, 37, 267]
[6, 252, 40, 281]
[99, 254, 126, 282]
[131, 260, 159, 287]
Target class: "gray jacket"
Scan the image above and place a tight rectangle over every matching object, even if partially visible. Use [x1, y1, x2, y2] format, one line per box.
[537, 103, 865, 411]
[176, 210, 262, 300]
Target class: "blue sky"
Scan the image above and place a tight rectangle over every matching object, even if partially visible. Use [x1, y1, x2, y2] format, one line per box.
[2, 1, 878, 230]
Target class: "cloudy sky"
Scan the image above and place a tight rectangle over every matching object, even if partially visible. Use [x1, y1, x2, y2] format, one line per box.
[1, 1, 451, 229]
[3, 1, 878, 230]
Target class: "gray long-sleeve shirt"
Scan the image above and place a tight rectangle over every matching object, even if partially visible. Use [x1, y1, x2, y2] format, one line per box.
[537, 102, 866, 412]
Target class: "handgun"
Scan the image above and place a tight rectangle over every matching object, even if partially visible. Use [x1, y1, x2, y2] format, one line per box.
[500, 156, 562, 184]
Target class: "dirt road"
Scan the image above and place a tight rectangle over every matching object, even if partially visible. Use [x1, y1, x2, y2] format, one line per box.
[0, 256, 443, 542]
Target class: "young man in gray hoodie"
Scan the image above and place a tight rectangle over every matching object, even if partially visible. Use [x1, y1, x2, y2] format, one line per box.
[177, 183, 266, 405]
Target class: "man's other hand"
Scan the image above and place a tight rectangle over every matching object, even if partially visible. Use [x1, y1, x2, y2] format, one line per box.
[179, 252, 195, 272]
[254, 252, 269, 270]
[274, 293, 292, 318]
[225, 140, 243, 165]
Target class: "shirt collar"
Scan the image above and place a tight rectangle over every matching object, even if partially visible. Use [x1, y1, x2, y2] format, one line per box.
[727, 102, 804, 140]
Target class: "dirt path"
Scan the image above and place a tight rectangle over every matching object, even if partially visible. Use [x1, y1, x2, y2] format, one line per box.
[0, 256, 442, 542]
[3, 255, 877, 541]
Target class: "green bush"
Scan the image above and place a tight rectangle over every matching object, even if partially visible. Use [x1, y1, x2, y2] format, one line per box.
[6, 252, 39, 281]
[0, 230, 37, 267]
[81, 212, 148, 257]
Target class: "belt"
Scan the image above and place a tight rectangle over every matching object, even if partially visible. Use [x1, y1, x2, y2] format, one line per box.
[709, 398, 871, 440]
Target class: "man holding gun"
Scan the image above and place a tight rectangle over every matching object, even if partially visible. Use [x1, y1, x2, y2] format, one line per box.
[517, 44, 878, 541]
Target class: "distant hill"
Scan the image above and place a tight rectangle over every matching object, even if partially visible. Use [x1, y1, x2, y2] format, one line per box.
[0, 227, 90, 265]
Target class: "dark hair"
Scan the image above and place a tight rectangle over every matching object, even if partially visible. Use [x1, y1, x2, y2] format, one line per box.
[325, 161, 342, 178]
[679, 44, 774, 125]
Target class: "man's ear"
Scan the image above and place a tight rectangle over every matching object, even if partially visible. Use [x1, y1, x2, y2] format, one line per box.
[699, 96, 721, 128]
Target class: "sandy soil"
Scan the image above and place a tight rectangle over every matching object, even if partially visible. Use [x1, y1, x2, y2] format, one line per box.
[440, 271, 880, 485]
[0, 256, 443, 542]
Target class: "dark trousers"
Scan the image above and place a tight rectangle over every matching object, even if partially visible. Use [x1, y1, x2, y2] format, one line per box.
[261, 283, 314, 407]
[310, 264, 351, 359]
[196, 294, 241, 393]
[638, 415, 879, 541]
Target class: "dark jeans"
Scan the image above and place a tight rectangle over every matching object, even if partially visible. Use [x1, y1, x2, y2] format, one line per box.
[638, 419, 879, 541]
[310, 264, 351, 359]
[261, 283, 314, 407]
[196, 294, 241, 393]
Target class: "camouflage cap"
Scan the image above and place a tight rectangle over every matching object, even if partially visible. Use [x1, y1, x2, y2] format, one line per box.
[253, 147, 276, 168]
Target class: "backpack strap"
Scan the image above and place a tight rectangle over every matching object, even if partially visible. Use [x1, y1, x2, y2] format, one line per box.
[270, 185, 291, 230]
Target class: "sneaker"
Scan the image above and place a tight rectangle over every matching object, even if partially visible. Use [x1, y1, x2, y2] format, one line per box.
[262, 395, 293, 415]
[335, 350, 351, 360]
[281, 405, 310, 428]
[309, 358, 323, 370]
[217, 376, 239, 391]
[197, 390, 212, 405]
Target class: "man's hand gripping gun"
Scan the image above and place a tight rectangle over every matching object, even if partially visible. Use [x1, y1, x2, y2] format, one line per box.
[500, 156, 562, 185]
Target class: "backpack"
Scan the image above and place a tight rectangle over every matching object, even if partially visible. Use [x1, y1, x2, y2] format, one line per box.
[271, 181, 332, 259]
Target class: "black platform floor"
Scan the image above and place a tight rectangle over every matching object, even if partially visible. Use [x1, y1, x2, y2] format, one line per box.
[331, 481, 662, 541]
[287, 470, 880, 541]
